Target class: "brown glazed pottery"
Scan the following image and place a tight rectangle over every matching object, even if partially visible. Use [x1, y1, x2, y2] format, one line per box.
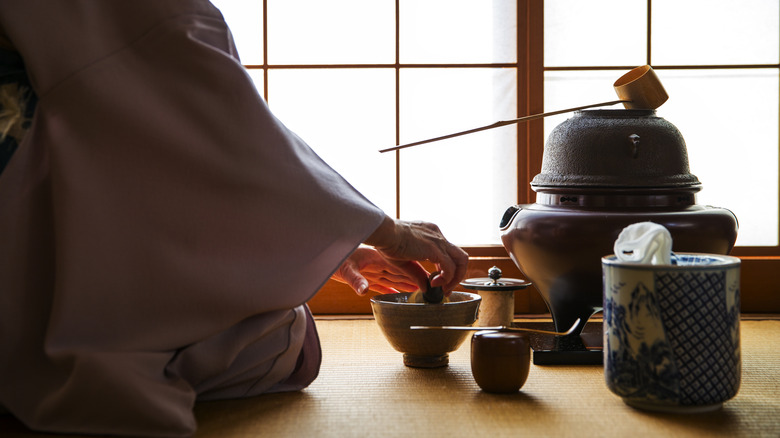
[500, 109, 738, 335]
[370, 291, 481, 368]
[471, 331, 531, 393]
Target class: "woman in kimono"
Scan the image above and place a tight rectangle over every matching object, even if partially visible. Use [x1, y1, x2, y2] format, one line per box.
[0, 1, 468, 436]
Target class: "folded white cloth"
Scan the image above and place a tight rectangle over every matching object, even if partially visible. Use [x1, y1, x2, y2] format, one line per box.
[614, 222, 673, 265]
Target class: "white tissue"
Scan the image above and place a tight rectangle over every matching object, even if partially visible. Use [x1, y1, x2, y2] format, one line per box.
[614, 222, 672, 265]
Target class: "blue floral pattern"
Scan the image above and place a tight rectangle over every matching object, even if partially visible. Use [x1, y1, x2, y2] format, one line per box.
[604, 280, 680, 404]
[603, 258, 741, 408]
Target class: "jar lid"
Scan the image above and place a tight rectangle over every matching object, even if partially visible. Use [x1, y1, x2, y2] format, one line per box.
[460, 266, 531, 291]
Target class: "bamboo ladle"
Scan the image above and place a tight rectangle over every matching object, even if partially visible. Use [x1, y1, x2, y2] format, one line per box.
[379, 65, 668, 153]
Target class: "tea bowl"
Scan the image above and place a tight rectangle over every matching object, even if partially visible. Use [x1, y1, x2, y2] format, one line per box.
[370, 291, 481, 368]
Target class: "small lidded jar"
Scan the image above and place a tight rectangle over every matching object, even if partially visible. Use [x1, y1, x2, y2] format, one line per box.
[460, 266, 531, 327]
[471, 331, 531, 393]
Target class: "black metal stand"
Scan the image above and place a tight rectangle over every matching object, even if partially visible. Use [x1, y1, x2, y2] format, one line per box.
[517, 320, 603, 365]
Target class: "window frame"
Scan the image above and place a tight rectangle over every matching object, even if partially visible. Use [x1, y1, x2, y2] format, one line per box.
[532, 0, 780, 315]
[236, 0, 779, 314]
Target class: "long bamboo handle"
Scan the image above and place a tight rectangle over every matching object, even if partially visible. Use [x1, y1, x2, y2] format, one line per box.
[410, 318, 581, 336]
[379, 99, 629, 153]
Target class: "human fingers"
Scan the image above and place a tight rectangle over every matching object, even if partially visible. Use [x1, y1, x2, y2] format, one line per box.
[352, 248, 425, 289]
[362, 272, 418, 292]
[366, 284, 402, 295]
[381, 260, 429, 292]
[370, 219, 467, 292]
[376, 221, 450, 266]
[430, 244, 469, 292]
[333, 257, 371, 296]
[361, 267, 417, 285]
[342, 247, 430, 294]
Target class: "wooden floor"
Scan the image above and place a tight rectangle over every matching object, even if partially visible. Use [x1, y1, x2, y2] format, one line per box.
[2, 317, 779, 437]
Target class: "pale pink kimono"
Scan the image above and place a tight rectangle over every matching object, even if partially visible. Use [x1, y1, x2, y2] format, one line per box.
[0, 1, 384, 436]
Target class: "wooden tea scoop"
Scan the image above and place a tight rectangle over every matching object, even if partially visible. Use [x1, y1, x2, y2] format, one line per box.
[411, 318, 581, 336]
[379, 65, 667, 153]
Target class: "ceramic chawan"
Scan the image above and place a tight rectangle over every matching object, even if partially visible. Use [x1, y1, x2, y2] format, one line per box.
[602, 253, 741, 412]
[370, 291, 481, 368]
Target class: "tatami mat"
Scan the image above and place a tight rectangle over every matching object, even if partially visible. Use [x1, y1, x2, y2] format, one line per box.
[1, 319, 779, 437]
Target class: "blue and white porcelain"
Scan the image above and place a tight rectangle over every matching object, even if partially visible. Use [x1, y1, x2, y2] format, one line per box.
[602, 253, 741, 412]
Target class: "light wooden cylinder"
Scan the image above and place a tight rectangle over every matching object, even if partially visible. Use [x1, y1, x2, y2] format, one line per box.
[476, 290, 515, 327]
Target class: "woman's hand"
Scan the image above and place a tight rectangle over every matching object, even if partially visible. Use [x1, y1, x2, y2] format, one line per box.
[332, 246, 429, 295]
[362, 215, 469, 294]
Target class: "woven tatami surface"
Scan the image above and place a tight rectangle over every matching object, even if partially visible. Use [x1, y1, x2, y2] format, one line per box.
[1, 319, 779, 437]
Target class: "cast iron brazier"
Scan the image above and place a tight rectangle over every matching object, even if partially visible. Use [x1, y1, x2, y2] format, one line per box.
[500, 110, 738, 359]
